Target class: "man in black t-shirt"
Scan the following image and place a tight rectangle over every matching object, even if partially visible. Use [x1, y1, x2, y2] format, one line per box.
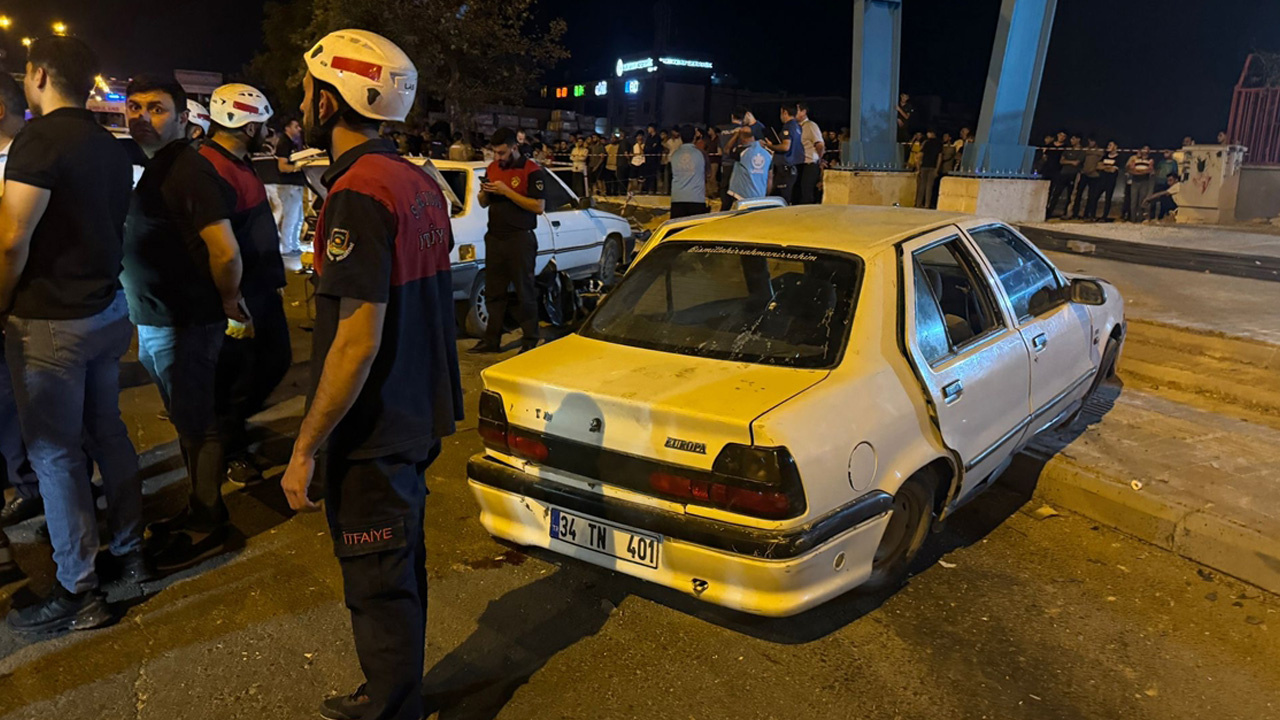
[915, 129, 943, 208]
[122, 75, 251, 572]
[0, 36, 143, 634]
[272, 116, 306, 254]
[469, 127, 548, 354]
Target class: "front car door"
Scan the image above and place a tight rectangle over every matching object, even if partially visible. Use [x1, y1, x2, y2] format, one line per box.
[963, 223, 1096, 436]
[540, 170, 602, 277]
[901, 227, 1032, 500]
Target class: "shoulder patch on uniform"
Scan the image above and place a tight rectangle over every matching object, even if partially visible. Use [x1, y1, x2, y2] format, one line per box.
[534, 179, 544, 192]
[327, 228, 354, 262]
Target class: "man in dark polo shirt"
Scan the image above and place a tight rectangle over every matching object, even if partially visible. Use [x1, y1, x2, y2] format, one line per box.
[468, 127, 547, 354]
[122, 74, 250, 572]
[272, 116, 307, 255]
[0, 36, 144, 633]
[201, 84, 290, 492]
[280, 29, 463, 720]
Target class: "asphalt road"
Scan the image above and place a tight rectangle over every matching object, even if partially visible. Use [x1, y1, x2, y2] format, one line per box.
[0, 278, 1276, 720]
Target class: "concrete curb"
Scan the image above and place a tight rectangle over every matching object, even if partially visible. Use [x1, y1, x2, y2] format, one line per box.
[1014, 452, 1280, 596]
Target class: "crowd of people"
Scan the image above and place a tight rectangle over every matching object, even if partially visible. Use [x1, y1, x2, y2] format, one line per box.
[369, 102, 847, 211]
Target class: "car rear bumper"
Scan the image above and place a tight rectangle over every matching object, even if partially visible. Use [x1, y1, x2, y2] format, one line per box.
[467, 454, 893, 617]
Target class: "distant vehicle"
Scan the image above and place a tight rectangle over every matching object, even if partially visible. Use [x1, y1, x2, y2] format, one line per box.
[466, 205, 1126, 617]
[296, 157, 632, 336]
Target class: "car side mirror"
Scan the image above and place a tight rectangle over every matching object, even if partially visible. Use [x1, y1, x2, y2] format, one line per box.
[1069, 278, 1106, 306]
[577, 196, 596, 210]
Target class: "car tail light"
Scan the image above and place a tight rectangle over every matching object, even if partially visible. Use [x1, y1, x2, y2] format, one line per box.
[647, 445, 804, 520]
[478, 390, 551, 463]
[478, 390, 509, 451]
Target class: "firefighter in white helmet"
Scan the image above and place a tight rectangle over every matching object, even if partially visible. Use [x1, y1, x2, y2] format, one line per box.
[281, 29, 461, 720]
[186, 99, 210, 142]
[196, 83, 294, 522]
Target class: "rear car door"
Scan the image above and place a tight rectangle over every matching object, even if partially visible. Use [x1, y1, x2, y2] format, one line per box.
[901, 228, 1033, 499]
[964, 223, 1095, 435]
[540, 170, 601, 277]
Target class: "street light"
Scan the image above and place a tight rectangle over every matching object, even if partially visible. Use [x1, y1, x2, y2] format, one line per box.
[0, 16, 13, 30]
[51, 21, 67, 36]
[21, 37, 31, 48]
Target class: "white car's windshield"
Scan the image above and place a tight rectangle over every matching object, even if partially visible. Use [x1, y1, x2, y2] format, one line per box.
[582, 242, 861, 368]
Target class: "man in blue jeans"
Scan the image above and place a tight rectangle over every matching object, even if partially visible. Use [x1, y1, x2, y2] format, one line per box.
[122, 75, 253, 571]
[0, 36, 145, 633]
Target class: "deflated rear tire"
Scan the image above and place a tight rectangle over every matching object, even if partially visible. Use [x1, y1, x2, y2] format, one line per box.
[861, 473, 936, 593]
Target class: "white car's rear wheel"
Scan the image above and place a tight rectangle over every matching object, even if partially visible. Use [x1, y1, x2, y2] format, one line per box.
[861, 473, 935, 593]
[462, 271, 490, 338]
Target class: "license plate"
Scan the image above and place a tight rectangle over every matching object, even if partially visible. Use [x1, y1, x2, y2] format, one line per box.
[549, 507, 661, 569]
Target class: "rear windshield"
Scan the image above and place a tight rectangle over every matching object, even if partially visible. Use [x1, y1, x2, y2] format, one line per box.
[581, 242, 861, 368]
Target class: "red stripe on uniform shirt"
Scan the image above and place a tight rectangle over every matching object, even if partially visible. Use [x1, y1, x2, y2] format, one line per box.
[331, 56, 384, 82]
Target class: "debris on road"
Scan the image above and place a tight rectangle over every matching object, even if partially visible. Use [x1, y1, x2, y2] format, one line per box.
[938, 559, 957, 569]
[1032, 504, 1062, 520]
[1130, 480, 1144, 491]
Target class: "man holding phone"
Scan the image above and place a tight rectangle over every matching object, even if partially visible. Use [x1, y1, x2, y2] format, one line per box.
[469, 127, 547, 354]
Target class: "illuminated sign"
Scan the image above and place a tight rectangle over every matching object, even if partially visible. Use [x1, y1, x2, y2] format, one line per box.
[617, 58, 653, 76]
[594, 81, 608, 96]
[616, 57, 713, 76]
[555, 86, 568, 98]
[659, 57, 713, 70]
[573, 84, 585, 98]
[625, 79, 640, 94]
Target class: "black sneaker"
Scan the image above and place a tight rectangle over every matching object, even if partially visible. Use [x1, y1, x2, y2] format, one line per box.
[115, 550, 156, 584]
[466, 341, 502, 355]
[226, 458, 263, 488]
[320, 683, 372, 720]
[0, 496, 44, 527]
[150, 525, 230, 574]
[519, 339, 540, 354]
[7, 584, 112, 634]
[34, 522, 50, 544]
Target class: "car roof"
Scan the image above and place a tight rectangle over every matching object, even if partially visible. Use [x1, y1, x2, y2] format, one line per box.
[673, 205, 976, 255]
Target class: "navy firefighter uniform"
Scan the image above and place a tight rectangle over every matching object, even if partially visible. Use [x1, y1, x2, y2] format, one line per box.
[311, 138, 464, 719]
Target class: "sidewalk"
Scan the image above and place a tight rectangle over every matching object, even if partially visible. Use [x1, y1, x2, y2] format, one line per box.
[1023, 220, 1280, 260]
[1021, 383, 1280, 595]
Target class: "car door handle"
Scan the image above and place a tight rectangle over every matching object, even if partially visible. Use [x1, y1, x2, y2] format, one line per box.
[943, 381, 964, 404]
[551, 220, 561, 228]
[1032, 333, 1048, 352]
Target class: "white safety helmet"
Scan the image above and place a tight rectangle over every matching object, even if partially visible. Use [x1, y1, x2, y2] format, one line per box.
[186, 99, 211, 133]
[209, 83, 274, 129]
[304, 29, 417, 123]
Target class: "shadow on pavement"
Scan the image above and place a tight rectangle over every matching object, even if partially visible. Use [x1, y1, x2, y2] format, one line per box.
[421, 563, 626, 720]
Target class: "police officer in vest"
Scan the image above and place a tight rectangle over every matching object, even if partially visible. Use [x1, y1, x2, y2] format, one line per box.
[467, 127, 547, 354]
[280, 29, 463, 720]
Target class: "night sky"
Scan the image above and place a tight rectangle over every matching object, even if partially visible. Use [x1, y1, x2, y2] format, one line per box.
[3, 0, 1276, 147]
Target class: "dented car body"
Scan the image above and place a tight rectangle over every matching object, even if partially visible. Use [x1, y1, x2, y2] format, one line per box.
[467, 205, 1126, 617]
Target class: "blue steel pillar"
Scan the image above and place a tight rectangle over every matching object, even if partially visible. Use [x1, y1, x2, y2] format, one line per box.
[848, 0, 902, 169]
[960, 0, 1059, 176]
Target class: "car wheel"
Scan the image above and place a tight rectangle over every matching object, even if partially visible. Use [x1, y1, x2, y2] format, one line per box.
[598, 235, 623, 287]
[463, 271, 489, 338]
[1065, 334, 1122, 426]
[861, 473, 936, 593]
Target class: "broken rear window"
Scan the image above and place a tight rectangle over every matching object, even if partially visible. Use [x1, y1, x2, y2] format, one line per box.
[581, 242, 861, 368]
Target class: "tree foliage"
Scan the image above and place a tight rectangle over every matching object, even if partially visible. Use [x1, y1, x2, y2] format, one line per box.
[246, 0, 569, 127]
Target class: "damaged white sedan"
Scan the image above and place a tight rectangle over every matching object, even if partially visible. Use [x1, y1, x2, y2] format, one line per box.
[467, 205, 1125, 617]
